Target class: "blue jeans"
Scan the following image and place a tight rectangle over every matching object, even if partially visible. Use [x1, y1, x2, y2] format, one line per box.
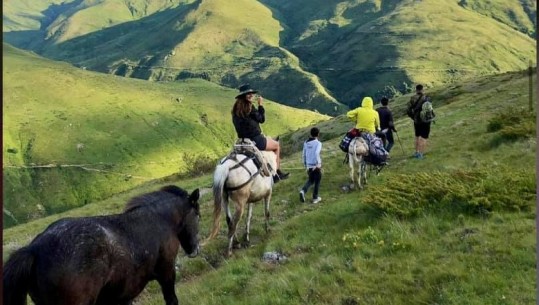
[302, 168, 322, 199]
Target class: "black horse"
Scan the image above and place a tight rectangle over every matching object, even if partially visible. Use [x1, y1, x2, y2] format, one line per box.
[3, 185, 201, 305]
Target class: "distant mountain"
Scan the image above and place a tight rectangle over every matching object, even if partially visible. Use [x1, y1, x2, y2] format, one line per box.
[2, 43, 329, 227]
[3, 0, 536, 111]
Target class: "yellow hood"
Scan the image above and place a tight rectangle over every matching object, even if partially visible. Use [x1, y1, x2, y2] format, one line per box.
[361, 97, 374, 109]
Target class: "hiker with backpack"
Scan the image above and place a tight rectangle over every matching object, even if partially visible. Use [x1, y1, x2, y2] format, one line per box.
[376, 97, 397, 153]
[406, 84, 435, 159]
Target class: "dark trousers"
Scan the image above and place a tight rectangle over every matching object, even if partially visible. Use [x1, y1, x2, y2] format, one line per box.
[385, 130, 394, 152]
[376, 130, 394, 153]
[301, 168, 322, 199]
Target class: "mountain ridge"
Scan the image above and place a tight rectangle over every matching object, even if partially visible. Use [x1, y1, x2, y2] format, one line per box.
[3, 0, 536, 113]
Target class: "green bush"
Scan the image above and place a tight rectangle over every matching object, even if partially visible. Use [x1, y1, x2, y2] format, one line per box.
[181, 153, 219, 177]
[363, 169, 536, 217]
[486, 107, 536, 144]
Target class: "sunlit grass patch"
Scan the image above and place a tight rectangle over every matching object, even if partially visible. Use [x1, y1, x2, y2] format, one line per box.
[362, 169, 536, 217]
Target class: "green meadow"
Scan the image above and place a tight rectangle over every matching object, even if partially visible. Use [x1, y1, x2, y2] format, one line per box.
[2, 43, 329, 228]
[4, 66, 536, 304]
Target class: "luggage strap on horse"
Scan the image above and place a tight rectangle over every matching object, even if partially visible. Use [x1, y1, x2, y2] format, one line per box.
[231, 138, 271, 176]
[225, 153, 260, 191]
[342, 153, 349, 165]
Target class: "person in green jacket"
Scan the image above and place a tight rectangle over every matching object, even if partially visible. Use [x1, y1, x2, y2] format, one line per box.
[346, 96, 381, 134]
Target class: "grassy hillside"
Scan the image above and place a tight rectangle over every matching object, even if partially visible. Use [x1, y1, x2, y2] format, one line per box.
[263, 0, 537, 106]
[3, 0, 535, 112]
[3, 0, 346, 115]
[2, 43, 330, 228]
[459, 0, 536, 37]
[4, 69, 536, 304]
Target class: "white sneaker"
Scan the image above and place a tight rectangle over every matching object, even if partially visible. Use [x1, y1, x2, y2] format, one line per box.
[299, 190, 305, 203]
[312, 197, 322, 204]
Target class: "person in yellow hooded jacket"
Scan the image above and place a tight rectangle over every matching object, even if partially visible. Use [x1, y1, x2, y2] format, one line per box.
[346, 96, 381, 134]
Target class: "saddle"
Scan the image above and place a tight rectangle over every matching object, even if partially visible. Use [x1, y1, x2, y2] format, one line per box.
[229, 138, 272, 177]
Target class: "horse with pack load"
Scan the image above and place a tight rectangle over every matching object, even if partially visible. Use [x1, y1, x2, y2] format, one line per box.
[339, 128, 389, 189]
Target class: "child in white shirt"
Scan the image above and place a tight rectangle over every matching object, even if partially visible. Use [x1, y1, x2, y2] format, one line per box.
[299, 127, 322, 204]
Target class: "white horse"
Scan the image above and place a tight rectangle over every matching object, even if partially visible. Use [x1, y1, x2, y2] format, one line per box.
[208, 151, 277, 256]
[348, 137, 370, 189]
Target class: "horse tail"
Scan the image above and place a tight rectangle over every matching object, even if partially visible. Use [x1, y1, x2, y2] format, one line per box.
[207, 163, 230, 241]
[3, 247, 35, 305]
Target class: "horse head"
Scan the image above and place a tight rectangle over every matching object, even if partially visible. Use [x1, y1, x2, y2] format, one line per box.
[152, 185, 201, 257]
[178, 188, 200, 258]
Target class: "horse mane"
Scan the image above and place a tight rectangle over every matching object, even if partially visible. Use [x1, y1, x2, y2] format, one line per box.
[124, 185, 189, 213]
[159, 185, 189, 197]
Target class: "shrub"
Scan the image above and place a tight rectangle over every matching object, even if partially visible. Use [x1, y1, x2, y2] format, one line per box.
[181, 153, 218, 177]
[486, 107, 536, 145]
[363, 169, 535, 217]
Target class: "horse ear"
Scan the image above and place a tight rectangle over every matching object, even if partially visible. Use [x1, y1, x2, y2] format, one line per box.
[189, 188, 200, 204]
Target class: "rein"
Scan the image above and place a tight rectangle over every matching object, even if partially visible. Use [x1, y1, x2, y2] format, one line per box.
[223, 154, 261, 191]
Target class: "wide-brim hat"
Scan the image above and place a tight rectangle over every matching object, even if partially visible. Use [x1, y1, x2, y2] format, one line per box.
[235, 84, 258, 98]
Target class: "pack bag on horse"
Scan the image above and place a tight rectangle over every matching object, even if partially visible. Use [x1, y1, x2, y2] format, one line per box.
[345, 130, 388, 190]
[3, 185, 201, 305]
[339, 128, 389, 166]
[339, 128, 361, 152]
[231, 138, 273, 177]
[362, 132, 389, 166]
[207, 140, 278, 256]
[340, 129, 388, 165]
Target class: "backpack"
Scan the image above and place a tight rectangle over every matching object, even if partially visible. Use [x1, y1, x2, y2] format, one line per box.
[407, 94, 424, 119]
[419, 98, 436, 123]
[406, 102, 416, 119]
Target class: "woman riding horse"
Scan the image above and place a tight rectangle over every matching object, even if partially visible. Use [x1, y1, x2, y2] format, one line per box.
[232, 84, 289, 182]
